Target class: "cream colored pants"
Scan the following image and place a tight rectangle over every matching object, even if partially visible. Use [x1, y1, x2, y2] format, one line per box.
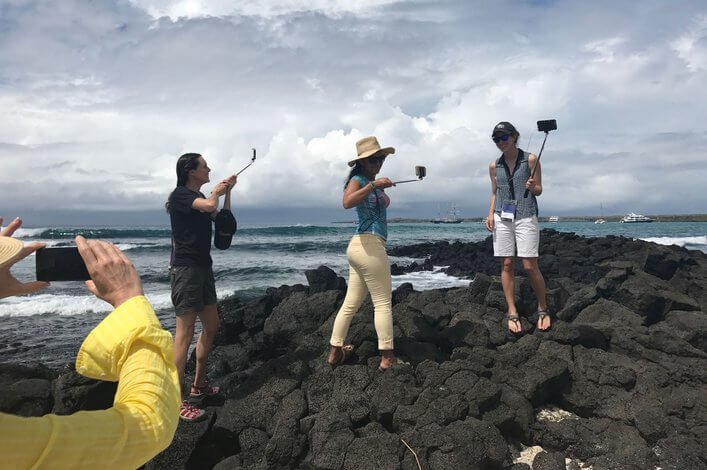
[330, 234, 394, 350]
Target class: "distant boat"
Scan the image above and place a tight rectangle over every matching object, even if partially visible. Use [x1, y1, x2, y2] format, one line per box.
[432, 204, 463, 224]
[548, 216, 559, 223]
[621, 212, 653, 223]
[595, 203, 606, 224]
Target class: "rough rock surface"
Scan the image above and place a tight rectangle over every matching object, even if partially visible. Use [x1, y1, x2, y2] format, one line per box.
[2, 230, 706, 469]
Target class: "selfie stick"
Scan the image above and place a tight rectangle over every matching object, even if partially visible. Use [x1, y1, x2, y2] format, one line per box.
[236, 148, 257, 176]
[393, 166, 427, 185]
[523, 128, 551, 198]
[393, 178, 421, 184]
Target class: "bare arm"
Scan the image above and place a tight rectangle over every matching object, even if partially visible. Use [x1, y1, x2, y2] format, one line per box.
[485, 161, 497, 232]
[222, 175, 237, 211]
[342, 177, 394, 209]
[191, 174, 237, 215]
[191, 189, 224, 215]
[525, 153, 542, 196]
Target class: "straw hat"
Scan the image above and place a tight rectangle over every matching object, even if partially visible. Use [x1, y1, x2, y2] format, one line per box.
[0, 236, 23, 270]
[348, 136, 395, 167]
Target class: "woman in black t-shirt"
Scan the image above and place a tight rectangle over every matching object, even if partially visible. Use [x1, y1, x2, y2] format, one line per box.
[166, 153, 236, 422]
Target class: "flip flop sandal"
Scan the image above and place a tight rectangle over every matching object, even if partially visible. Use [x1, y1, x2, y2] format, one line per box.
[536, 310, 552, 332]
[505, 313, 524, 336]
[328, 344, 354, 370]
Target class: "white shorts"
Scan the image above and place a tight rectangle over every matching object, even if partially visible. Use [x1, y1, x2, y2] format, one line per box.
[492, 214, 539, 258]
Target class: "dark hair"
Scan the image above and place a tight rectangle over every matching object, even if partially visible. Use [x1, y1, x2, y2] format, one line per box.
[166, 153, 202, 211]
[176, 153, 202, 187]
[344, 161, 365, 189]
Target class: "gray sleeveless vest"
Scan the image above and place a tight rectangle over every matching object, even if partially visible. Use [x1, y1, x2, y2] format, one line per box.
[493, 149, 538, 219]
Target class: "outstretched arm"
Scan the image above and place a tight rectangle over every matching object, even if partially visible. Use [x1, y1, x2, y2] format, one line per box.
[0, 237, 180, 469]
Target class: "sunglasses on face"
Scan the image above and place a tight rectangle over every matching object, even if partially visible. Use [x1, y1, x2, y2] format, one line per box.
[368, 155, 386, 164]
[492, 134, 512, 143]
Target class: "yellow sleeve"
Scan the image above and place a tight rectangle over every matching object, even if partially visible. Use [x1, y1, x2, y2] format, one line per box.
[0, 296, 180, 470]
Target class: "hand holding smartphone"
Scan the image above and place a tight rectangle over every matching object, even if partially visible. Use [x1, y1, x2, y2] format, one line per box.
[36, 247, 90, 282]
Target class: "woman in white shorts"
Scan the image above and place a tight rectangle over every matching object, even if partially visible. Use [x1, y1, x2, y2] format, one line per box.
[484, 121, 550, 335]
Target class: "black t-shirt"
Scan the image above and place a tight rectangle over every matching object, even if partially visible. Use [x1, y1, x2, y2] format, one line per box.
[167, 186, 213, 266]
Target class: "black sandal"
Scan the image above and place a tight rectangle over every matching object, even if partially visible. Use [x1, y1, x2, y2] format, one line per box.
[505, 313, 524, 337]
[536, 310, 552, 332]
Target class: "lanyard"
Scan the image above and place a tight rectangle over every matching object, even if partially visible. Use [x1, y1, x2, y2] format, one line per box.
[499, 149, 523, 200]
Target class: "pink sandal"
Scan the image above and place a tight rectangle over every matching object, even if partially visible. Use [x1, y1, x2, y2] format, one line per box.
[179, 400, 207, 422]
[190, 382, 220, 398]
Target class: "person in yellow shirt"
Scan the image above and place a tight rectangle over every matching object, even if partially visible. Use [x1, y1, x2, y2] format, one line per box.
[0, 216, 180, 469]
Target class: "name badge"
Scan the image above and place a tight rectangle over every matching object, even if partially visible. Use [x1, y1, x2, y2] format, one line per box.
[501, 200, 517, 221]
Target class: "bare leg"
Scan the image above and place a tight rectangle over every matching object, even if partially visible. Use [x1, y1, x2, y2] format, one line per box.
[501, 257, 522, 333]
[174, 312, 197, 396]
[193, 304, 220, 388]
[522, 257, 549, 330]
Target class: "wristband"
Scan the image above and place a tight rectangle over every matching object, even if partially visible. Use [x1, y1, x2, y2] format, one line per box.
[369, 181, 376, 191]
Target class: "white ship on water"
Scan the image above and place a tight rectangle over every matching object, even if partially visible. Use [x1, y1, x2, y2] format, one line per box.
[621, 212, 653, 223]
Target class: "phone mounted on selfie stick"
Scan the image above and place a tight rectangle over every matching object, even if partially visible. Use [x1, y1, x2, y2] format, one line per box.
[236, 148, 257, 176]
[393, 165, 427, 184]
[524, 119, 557, 198]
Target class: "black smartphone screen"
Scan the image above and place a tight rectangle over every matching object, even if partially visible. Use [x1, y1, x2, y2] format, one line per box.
[36, 247, 90, 282]
[537, 119, 557, 132]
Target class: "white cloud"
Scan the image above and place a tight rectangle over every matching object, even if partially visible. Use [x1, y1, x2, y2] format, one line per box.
[128, 0, 401, 21]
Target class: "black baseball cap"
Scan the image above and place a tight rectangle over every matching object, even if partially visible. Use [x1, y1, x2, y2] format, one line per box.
[214, 209, 237, 250]
[492, 121, 518, 136]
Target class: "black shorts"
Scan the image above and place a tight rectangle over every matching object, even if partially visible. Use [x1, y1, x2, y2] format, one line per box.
[170, 265, 217, 315]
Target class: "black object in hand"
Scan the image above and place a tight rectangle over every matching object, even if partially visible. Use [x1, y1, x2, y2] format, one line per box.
[36, 247, 90, 281]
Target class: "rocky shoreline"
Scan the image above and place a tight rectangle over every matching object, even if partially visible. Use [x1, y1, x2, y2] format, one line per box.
[2, 229, 706, 469]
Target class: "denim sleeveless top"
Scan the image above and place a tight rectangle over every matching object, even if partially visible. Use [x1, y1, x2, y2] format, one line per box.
[493, 149, 539, 219]
[350, 175, 389, 240]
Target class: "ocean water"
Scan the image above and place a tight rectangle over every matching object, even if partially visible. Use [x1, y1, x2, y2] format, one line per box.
[1, 221, 705, 367]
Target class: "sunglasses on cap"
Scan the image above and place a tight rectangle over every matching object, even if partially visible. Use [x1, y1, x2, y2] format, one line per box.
[492, 134, 512, 143]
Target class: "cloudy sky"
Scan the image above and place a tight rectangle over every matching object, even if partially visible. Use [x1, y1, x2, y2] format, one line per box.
[1, 0, 706, 225]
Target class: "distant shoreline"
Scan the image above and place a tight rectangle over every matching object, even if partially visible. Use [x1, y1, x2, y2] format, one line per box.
[332, 214, 707, 224]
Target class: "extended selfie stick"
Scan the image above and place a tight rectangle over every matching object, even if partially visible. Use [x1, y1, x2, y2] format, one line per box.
[524, 120, 557, 198]
[236, 148, 257, 176]
[393, 165, 427, 184]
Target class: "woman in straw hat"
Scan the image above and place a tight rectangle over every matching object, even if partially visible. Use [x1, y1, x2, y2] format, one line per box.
[0, 216, 180, 468]
[327, 136, 401, 372]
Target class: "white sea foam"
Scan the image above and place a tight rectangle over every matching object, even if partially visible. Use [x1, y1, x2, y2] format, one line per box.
[0, 287, 245, 318]
[11, 227, 48, 238]
[640, 235, 707, 248]
[392, 266, 472, 291]
[114, 243, 140, 251]
[0, 293, 111, 317]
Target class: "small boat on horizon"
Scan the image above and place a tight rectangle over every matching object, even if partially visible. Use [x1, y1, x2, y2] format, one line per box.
[594, 218, 606, 224]
[432, 204, 463, 224]
[548, 216, 559, 223]
[621, 212, 653, 223]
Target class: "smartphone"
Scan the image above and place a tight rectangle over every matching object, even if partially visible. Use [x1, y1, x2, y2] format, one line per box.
[537, 119, 557, 132]
[415, 166, 427, 179]
[36, 247, 90, 282]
